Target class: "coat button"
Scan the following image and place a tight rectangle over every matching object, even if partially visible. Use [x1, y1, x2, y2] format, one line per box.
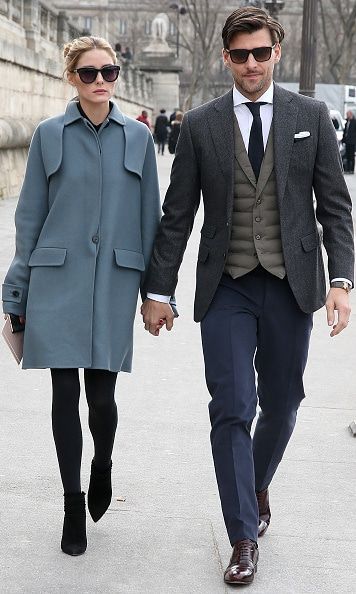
[255, 234, 261, 240]
[256, 199, 261, 205]
[12, 290, 20, 297]
[92, 235, 99, 244]
[255, 217, 261, 222]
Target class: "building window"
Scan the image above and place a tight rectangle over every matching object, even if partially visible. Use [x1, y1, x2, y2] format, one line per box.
[144, 20, 152, 36]
[84, 16, 92, 31]
[118, 19, 127, 35]
[169, 21, 176, 36]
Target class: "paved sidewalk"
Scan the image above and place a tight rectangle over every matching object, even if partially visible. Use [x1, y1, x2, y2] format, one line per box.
[1, 154, 356, 594]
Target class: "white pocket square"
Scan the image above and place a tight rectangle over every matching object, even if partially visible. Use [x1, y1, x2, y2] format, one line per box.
[294, 131, 311, 139]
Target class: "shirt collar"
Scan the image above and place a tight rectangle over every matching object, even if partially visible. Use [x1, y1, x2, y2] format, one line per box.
[233, 82, 274, 107]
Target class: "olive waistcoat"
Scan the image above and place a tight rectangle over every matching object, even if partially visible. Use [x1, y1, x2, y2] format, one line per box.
[224, 116, 285, 279]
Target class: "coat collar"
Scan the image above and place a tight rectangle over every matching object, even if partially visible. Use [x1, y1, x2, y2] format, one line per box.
[63, 100, 126, 126]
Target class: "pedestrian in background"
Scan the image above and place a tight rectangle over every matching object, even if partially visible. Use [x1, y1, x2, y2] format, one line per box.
[121, 46, 133, 61]
[2, 35, 160, 556]
[136, 109, 151, 130]
[142, 6, 353, 586]
[168, 111, 183, 154]
[343, 110, 356, 174]
[154, 108, 169, 155]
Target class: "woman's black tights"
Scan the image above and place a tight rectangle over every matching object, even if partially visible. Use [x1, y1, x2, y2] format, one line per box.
[51, 368, 118, 494]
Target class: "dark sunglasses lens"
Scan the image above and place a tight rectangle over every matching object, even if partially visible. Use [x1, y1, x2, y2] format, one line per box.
[253, 47, 272, 62]
[101, 66, 120, 82]
[229, 49, 249, 64]
[78, 68, 97, 83]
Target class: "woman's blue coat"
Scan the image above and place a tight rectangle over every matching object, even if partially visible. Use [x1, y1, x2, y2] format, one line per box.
[2, 101, 161, 371]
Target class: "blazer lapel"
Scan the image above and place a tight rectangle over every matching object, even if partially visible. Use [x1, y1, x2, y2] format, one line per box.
[234, 117, 256, 187]
[208, 90, 235, 214]
[273, 84, 299, 204]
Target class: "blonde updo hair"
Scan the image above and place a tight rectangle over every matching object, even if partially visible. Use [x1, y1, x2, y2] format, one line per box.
[63, 36, 117, 75]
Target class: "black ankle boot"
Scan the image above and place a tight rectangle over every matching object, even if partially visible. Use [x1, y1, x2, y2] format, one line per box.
[61, 492, 87, 556]
[88, 460, 112, 522]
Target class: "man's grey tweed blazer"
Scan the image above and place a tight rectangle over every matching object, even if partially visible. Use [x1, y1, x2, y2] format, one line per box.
[145, 84, 354, 322]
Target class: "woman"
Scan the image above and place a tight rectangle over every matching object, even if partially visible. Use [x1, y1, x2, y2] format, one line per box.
[2, 36, 161, 556]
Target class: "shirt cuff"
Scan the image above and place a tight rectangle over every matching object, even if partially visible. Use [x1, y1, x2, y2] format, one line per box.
[330, 278, 353, 287]
[147, 293, 171, 303]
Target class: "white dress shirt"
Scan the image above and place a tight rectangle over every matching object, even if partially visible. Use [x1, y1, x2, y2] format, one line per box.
[148, 83, 351, 302]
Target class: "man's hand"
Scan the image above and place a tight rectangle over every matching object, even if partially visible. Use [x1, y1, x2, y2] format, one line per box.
[141, 299, 175, 336]
[325, 288, 351, 337]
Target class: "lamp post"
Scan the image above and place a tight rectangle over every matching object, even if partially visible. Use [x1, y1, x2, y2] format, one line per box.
[169, 3, 187, 58]
[299, 0, 318, 98]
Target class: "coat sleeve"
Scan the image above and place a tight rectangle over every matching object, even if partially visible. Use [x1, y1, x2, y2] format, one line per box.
[143, 113, 201, 296]
[140, 131, 161, 296]
[313, 102, 354, 285]
[2, 125, 49, 315]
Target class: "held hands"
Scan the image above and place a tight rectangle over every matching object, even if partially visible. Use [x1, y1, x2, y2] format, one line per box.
[325, 288, 351, 337]
[141, 299, 175, 336]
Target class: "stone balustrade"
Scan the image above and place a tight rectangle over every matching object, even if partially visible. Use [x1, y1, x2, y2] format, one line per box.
[0, 0, 154, 199]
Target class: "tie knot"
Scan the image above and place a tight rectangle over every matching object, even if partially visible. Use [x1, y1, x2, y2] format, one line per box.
[245, 102, 267, 117]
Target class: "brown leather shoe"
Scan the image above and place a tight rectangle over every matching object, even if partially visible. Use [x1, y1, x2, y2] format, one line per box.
[224, 539, 258, 585]
[256, 488, 271, 537]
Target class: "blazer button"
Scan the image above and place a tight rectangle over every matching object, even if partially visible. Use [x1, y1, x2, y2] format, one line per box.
[12, 290, 20, 297]
[92, 235, 99, 244]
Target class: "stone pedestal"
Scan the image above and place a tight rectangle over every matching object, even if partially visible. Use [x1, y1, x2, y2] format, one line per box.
[139, 39, 182, 116]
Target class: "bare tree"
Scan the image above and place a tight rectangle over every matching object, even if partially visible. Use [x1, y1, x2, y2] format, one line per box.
[318, 0, 356, 83]
[178, 0, 227, 109]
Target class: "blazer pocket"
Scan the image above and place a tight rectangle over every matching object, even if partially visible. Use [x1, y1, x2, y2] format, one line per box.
[2, 283, 24, 303]
[28, 247, 67, 266]
[198, 243, 210, 263]
[301, 232, 318, 252]
[114, 248, 145, 271]
[200, 223, 216, 239]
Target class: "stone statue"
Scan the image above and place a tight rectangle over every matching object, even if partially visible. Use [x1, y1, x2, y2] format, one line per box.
[152, 13, 169, 42]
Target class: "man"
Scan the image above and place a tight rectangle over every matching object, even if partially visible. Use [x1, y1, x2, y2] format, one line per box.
[343, 110, 356, 174]
[142, 7, 354, 586]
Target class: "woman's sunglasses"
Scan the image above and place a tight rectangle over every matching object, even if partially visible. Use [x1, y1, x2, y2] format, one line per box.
[225, 45, 276, 64]
[72, 65, 120, 84]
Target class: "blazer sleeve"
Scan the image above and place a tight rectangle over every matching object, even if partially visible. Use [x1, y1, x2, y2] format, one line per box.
[144, 113, 201, 295]
[313, 102, 354, 285]
[2, 125, 49, 315]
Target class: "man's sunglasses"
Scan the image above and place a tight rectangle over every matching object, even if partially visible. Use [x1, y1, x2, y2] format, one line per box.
[72, 65, 121, 84]
[225, 45, 276, 64]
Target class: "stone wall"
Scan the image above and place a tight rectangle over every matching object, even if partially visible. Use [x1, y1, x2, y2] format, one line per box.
[0, 2, 154, 199]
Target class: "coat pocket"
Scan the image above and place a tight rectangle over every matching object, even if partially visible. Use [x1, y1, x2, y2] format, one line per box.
[28, 247, 67, 266]
[300, 232, 319, 252]
[113, 249, 145, 271]
[200, 223, 216, 239]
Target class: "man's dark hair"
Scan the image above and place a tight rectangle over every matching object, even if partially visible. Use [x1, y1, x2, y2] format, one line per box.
[222, 6, 285, 49]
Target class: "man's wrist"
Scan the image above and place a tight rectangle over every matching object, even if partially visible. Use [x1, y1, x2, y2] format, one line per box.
[330, 280, 352, 293]
[147, 293, 171, 303]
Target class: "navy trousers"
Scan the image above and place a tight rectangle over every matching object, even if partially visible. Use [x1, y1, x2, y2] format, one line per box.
[200, 266, 313, 544]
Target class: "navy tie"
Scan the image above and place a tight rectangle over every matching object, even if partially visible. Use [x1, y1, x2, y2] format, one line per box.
[245, 102, 267, 179]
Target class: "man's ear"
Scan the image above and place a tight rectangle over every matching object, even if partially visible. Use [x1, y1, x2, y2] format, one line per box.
[274, 43, 282, 64]
[222, 48, 230, 69]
